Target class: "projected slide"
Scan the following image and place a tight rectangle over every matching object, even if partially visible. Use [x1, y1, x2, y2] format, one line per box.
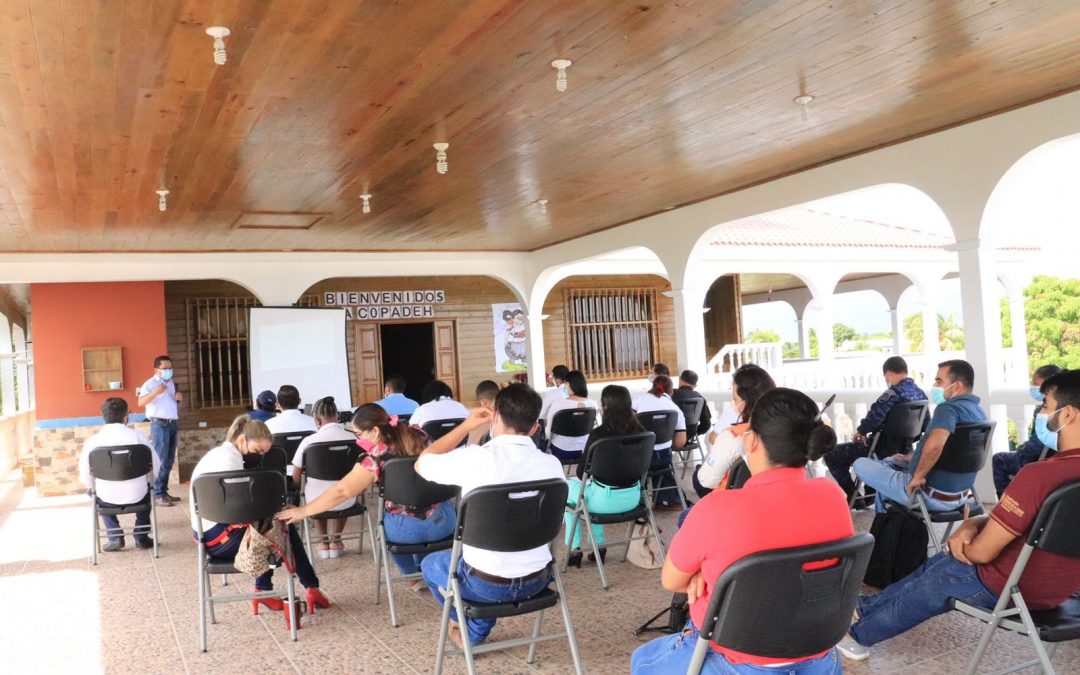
[249, 307, 352, 409]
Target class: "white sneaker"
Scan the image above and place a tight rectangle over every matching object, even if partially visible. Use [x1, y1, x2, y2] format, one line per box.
[836, 636, 870, 661]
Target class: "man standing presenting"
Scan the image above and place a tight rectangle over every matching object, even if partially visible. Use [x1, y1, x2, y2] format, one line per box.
[138, 355, 181, 508]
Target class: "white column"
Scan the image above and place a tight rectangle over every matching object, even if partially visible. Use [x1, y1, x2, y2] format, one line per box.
[525, 311, 547, 390]
[666, 287, 708, 373]
[796, 317, 811, 359]
[889, 307, 902, 355]
[12, 324, 28, 410]
[0, 314, 14, 417]
[1007, 279, 1029, 385]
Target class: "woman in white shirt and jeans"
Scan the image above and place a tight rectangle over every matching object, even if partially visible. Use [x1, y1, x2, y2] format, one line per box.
[545, 370, 599, 463]
[290, 396, 357, 559]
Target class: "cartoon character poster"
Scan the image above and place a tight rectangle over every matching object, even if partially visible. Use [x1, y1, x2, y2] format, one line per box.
[492, 303, 528, 373]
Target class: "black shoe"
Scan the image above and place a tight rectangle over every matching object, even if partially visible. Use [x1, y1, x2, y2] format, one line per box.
[155, 496, 174, 507]
[588, 547, 607, 564]
[134, 537, 154, 550]
[164, 492, 181, 503]
[566, 552, 583, 568]
[103, 539, 125, 552]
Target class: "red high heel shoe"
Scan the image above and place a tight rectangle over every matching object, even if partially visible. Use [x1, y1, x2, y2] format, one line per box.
[306, 587, 330, 615]
[252, 589, 285, 615]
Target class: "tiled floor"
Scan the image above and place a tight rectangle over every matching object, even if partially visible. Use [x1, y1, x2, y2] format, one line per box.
[1, 469, 1076, 675]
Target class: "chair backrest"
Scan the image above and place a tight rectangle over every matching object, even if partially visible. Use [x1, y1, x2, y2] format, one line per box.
[637, 410, 678, 446]
[881, 401, 929, 443]
[700, 533, 874, 659]
[88, 444, 155, 481]
[1028, 479, 1080, 558]
[192, 469, 287, 525]
[379, 455, 460, 507]
[675, 397, 705, 431]
[271, 431, 315, 465]
[301, 440, 361, 482]
[456, 479, 569, 552]
[933, 422, 996, 474]
[397, 413, 411, 426]
[583, 432, 656, 489]
[422, 418, 466, 446]
[550, 407, 597, 437]
[726, 458, 752, 490]
[243, 445, 288, 474]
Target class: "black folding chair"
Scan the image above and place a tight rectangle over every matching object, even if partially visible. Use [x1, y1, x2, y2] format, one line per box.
[192, 469, 298, 652]
[423, 418, 467, 448]
[687, 534, 874, 674]
[637, 410, 687, 509]
[849, 401, 928, 508]
[562, 432, 662, 590]
[673, 398, 706, 477]
[726, 457, 752, 490]
[298, 440, 376, 569]
[951, 479, 1080, 675]
[272, 430, 314, 502]
[244, 445, 288, 474]
[894, 422, 995, 553]
[433, 479, 583, 675]
[374, 456, 460, 627]
[87, 444, 159, 564]
[548, 407, 597, 468]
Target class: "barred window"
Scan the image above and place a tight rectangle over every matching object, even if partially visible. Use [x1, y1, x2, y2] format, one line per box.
[186, 295, 316, 408]
[565, 288, 659, 381]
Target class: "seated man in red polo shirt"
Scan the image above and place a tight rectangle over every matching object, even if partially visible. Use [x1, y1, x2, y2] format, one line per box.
[632, 388, 854, 674]
[839, 369, 1080, 661]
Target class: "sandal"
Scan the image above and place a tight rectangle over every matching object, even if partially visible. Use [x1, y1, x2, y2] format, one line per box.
[328, 541, 344, 559]
[317, 543, 332, 560]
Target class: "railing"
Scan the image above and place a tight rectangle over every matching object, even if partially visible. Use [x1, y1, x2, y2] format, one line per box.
[706, 342, 783, 377]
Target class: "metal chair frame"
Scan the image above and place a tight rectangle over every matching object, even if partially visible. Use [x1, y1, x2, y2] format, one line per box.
[88, 444, 160, 564]
[849, 402, 929, 508]
[673, 397, 706, 477]
[297, 440, 376, 570]
[637, 410, 688, 509]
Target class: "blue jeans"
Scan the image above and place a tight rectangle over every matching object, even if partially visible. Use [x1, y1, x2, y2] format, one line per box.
[564, 478, 641, 548]
[550, 444, 582, 463]
[850, 552, 998, 646]
[201, 522, 320, 591]
[421, 550, 552, 645]
[150, 419, 178, 497]
[631, 623, 841, 674]
[97, 495, 151, 542]
[851, 457, 958, 513]
[384, 500, 456, 574]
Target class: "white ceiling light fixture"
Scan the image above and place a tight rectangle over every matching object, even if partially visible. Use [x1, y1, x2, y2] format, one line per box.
[433, 142, 449, 174]
[536, 199, 548, 214]
[359, 193, 372, 214]
[794, 94, 814, 121]
[156, 188, 170, 212]
[206, 26, 231, 65]
[551, 59, 572, 92]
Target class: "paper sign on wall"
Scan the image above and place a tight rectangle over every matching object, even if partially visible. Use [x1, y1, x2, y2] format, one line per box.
[492, 303, 527, 373]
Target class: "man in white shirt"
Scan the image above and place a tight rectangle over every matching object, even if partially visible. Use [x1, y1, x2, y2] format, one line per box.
[417, 383, 566, 648]
[410, 380, 469, 429]
[632, 374, 687, 509]
[79, 398, 159, 551]
[265, 384, 319, 434]
[538, 365, 570, 421]
[138, 355, 181, 507]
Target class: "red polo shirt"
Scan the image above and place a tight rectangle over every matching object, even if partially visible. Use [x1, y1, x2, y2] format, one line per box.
[670, 467, 854, 666]
[979, 447, 1080, 610]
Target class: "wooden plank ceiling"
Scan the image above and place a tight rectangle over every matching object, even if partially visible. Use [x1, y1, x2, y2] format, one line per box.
[1, 0, 1080, 253]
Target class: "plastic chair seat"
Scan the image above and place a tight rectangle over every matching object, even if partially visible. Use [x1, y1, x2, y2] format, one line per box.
[309, 501, 367, 520]
[927, 501, 985, 522]
[586, 502, 647, 525]
[97, 496, 152, 517]
[205, 557, 239, 575]
[462, 587, 559, 619]
[1032, 596, 1080, 642]
[385, 536, 454, 556]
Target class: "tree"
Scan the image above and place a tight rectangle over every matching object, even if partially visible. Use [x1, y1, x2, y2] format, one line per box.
[833, 322, 857, 348]
[745, 328, 781, 343]
[1024, 275, 1080, 371]
[782, 342, 801, 359]
[903, 313, 965, 352]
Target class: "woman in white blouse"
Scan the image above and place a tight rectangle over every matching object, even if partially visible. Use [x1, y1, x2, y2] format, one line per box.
[545, 370, 599, 463]
[290, 396, 357, 559]
[409, 380, 469, 429]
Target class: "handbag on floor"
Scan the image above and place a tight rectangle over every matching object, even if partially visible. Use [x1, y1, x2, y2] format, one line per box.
[627, 522, 664, 569]
[234, 518, 293, 578]
[863, 509, 928, 588]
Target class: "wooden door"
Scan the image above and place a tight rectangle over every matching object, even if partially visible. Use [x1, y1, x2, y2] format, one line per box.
[354, 322, 383, 404]
[433, 320, 459, 398]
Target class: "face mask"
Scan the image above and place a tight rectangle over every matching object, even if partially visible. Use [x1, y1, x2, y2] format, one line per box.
[647, 373, 655, 383]
[1034, 409, 1065, 451]
[160, 369, 173, 381]
[558, 383, 568, 393]
[355, 437, 376, 452]
[930, 381, 955, 406]
[1030, 386, 1045, 404]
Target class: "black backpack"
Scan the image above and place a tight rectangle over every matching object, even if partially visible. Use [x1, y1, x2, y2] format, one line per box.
[863, 509, 929, 589]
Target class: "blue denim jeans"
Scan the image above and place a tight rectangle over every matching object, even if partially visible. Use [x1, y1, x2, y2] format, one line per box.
[384, 500, 456, 574]
[421, 550, 552, 645]
[851, 457, 958, 513]
[850, 552, 998, 646]
[563, 478, 641, 548]
[201, 522, 320, 591]
[150, 419, 178, 497]
[97, 495, 151, 542]
[631, 623, 841, 674]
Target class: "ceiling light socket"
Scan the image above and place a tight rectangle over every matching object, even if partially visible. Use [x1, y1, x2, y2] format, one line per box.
[433, 142, 449, 174]
[537, 199, 549, 214]
[156, 188, 170, 212]
[551, 59, 572, 92]
[359, 193, 372, 214]
[206, 26, 231, 65]
[793, 94, 814, 105]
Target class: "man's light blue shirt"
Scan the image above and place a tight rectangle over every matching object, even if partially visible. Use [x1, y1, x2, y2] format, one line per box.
[373, 392, 419, 416]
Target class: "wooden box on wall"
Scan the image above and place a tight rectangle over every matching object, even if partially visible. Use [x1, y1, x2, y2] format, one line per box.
[81, 346, 123, 392]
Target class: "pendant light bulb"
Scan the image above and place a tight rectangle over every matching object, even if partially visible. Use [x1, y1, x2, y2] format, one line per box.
[433, 142, 449, 174]
[206, 27, 231, 65]
[156, 188, 170, 212]
[551, 59, 572, 92]
[360, 193, 372, 214]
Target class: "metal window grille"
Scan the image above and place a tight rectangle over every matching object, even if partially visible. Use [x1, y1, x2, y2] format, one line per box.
[186, 297, 259, 408]
[565, 288, 659, 381]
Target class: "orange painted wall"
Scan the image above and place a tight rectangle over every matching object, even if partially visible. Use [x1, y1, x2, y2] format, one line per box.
[31, 281, 167, 421]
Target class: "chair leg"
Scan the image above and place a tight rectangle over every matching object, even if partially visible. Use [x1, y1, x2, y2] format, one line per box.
[526, 609, 545, 664]
[91, 502, 99, 566]
[205, 570, 217, 624]
[686, 636, 711, 675]
[963, 608, 1006, 675]
[364, 511, 377, 559]
[150, 498, 160, 558]
[198, 558, 208, 652]
[373, 529, 382, 605]
[433, 576, 455, 675]
[916, 496, 942, 554]
[645, 503, 667, 559]
[1013, 590, 1056, 675]
[286, 569, 298, 642]
[562, 509, 582, 572]
[303, 517, 315, 572]
[382, 540, 402, 628]
[452, 578, 477, 675]
[622, 521, 635, 562]
[553, 567, 585, 675]
[580, 505, 609, 590]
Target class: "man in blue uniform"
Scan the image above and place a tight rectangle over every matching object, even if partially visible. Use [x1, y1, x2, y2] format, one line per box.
[992, 364, 1062, 496]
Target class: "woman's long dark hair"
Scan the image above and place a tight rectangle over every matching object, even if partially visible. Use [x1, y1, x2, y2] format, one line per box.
[351, 403, 426, 456]
[565, 370, 589, 398]
[749, 388, 836, 468]
[599, 385, 644, 435]
[732, 364, 776, 423]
